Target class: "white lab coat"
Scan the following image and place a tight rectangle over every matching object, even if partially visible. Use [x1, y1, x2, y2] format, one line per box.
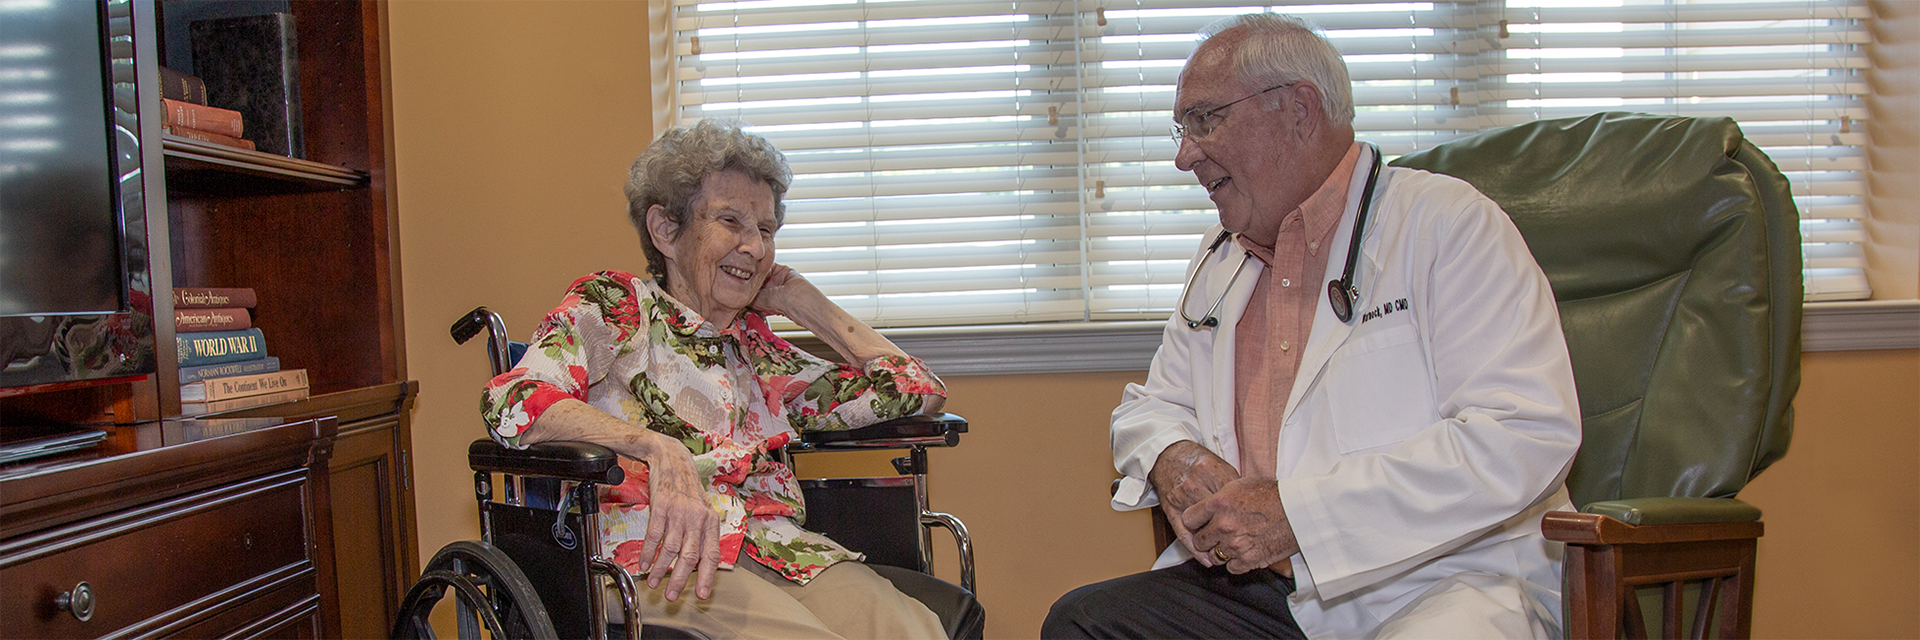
[1110, 148, 1582, 639]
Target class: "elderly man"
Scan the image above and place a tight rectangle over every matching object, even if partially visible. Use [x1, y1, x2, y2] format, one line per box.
[1043, 14, 1581, 640]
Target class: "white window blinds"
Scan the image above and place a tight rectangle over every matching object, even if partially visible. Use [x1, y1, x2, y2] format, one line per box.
[673, 0, 1873, 330]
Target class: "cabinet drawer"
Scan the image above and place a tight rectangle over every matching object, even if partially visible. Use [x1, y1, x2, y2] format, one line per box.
[0, 470, 315, 639]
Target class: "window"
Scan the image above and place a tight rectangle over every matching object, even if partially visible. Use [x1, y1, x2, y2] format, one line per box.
[672, 0, 1872, 332]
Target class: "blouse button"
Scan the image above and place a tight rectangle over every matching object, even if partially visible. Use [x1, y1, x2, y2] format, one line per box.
[1281, 278, 1292, 287]
[1280, 341, 1292, 352]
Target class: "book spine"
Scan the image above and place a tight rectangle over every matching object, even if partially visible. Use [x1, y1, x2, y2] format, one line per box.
[194, 368, 308, 402]
[166, 125, 256, 151]
[160, 98, 243, 137]
[179, 356, 280, 385]
[182, 387, 311, 416]
[158, 66, 208, 105]
[174, 306, 252, 332]
[174, 287, 257, 309]
[176, 328, 267, 367]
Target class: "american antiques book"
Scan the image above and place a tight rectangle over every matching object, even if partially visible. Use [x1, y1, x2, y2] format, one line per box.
[160, 98, 243, 137]
[189, 13, 303, 158]
[180, 356, 280, 385]
[182, 387, 310, 416]
[175, 306, 251, 332]
[176, 327, 267, 367]
[180, 368, 307, 403]
[174, 287, 257, 309]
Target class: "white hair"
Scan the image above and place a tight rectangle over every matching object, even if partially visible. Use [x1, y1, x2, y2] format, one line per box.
[1196, 13, 1355, 125]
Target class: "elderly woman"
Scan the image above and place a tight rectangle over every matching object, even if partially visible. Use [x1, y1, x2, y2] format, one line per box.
[482, 119, 948, 639]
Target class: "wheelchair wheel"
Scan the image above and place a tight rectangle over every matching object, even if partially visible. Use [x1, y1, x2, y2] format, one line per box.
[392, 540, 559, 640]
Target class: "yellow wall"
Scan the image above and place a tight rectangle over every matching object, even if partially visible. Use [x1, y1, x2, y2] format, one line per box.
[387, 0, 656, 580]
[389, 4, 1920, 638]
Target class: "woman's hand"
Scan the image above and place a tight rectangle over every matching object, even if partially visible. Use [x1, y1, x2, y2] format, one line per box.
[634, 435, 724, 601]
[752, 265, 910, 366]
[518, 400, 724, 601]
[749, 264, 824, 320]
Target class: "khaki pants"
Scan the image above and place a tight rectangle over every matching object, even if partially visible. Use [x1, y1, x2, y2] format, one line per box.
[608, 560, 945, 640]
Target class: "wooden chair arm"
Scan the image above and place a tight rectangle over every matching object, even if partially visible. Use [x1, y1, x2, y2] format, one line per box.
[1543, 511, 1763, 546]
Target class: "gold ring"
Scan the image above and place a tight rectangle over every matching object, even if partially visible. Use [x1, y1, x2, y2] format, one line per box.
[1211, 548, 1231, 563]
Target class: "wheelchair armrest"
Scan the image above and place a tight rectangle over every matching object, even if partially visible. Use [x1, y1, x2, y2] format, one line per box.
[468, 439, 626, 486]
[797, 413, 968, 450]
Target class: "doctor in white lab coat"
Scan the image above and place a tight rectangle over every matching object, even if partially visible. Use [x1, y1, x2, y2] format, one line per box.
[1044, 14, 1581, 640]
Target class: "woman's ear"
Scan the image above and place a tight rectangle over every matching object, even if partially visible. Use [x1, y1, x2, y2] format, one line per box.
[645, 204, 679, 262]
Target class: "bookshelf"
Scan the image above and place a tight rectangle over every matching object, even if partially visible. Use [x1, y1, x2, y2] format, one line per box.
[0, 2, 417, 638]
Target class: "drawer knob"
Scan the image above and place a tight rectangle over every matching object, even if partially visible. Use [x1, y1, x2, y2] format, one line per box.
[55, 582, 95, 622]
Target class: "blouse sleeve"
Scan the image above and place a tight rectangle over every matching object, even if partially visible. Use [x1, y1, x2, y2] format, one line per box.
[737, 314, 946, 433]
[480, 271, 645, 448]
[784, 352, 946, 433]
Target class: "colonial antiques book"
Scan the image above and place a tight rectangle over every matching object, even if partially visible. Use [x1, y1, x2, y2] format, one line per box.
[189, 12, 303, 157]
[174, 287, 257, 309]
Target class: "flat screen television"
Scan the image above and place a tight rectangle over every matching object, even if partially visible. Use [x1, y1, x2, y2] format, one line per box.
[0, 0, 155, 392]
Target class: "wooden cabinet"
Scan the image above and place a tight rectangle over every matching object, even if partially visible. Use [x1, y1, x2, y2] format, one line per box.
[0, 1, 415, 637]
[220, 382, 421, 639]
[0, 418, 336, 639]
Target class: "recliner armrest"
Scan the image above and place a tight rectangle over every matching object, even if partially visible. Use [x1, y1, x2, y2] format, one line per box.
[468, 439, 625, 486]
[1543, 497, 1764, 546]
[1580, 497, 1762, 526]
[797, 413, 968, 450]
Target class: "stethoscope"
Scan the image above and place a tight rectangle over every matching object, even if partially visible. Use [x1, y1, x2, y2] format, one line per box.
[1178, 142, 1384, 329]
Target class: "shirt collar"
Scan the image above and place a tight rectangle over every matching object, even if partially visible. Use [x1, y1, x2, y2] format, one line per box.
[1237, 141, 1363, 262]
[642, 278, 763, 345]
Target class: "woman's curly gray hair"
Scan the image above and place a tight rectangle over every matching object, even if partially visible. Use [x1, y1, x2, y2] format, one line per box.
[625, 119, 792, 288]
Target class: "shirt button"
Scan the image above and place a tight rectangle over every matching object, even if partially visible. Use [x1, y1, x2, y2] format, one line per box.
[1280, 341, 1292, 351]
[1309, 241, 1320, 255]
[1281, 278, 1292, 287]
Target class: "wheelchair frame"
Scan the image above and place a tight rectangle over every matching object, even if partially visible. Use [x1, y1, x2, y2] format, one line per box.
[394, 307, 977, 640]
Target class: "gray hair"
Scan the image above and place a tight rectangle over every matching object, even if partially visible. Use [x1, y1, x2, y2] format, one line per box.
[625, 119, 792, 288]
[1197, 14, 1355, 126]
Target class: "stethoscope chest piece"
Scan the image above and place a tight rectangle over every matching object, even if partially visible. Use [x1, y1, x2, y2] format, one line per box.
[1327, 279, 1356, 323]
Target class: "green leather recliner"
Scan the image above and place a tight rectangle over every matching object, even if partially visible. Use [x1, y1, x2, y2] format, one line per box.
[1394, 112, 1803, 639]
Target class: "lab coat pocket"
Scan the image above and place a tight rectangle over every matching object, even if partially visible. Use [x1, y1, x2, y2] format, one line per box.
[1322, 323, 1436, 453]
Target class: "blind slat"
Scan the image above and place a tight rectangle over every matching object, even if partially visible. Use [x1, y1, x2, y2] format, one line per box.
[675, 0, 1873, 328]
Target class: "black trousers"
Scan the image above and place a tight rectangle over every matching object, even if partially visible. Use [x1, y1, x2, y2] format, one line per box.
[1042, 560, 1308, 640]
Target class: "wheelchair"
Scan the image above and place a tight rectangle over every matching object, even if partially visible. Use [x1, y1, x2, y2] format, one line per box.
[392, 307, 984, 640]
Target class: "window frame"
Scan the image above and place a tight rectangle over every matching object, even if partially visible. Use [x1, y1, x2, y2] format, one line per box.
[653, 1, 1920, 371]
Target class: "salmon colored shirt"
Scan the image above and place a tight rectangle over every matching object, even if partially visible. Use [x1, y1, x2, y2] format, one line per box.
[1233, 142, 1362, 482]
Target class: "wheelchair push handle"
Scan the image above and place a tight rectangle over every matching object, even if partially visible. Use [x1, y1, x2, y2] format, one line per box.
[451, 306, 516, 377]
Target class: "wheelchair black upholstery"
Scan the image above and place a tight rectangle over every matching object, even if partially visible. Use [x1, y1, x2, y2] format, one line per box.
[394, 307, 984, 640]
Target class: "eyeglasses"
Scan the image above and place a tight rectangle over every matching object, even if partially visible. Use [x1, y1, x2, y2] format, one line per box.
[1170, 82, 1296, 144]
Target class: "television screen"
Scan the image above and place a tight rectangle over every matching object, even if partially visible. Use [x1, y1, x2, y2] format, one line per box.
[0, 0, 123, 316]
[0, 0, 154, 389]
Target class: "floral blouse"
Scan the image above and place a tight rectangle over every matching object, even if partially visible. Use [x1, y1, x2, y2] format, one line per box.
[481, 271, 945, 585]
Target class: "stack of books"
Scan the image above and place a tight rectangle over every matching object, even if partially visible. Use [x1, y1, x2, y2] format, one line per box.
[175, 287, 309, 414]
[157, 11, 305, 158]
[159, 67, 255, 151]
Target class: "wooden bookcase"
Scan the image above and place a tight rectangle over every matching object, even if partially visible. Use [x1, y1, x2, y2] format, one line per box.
[0, 1, 417, 638]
